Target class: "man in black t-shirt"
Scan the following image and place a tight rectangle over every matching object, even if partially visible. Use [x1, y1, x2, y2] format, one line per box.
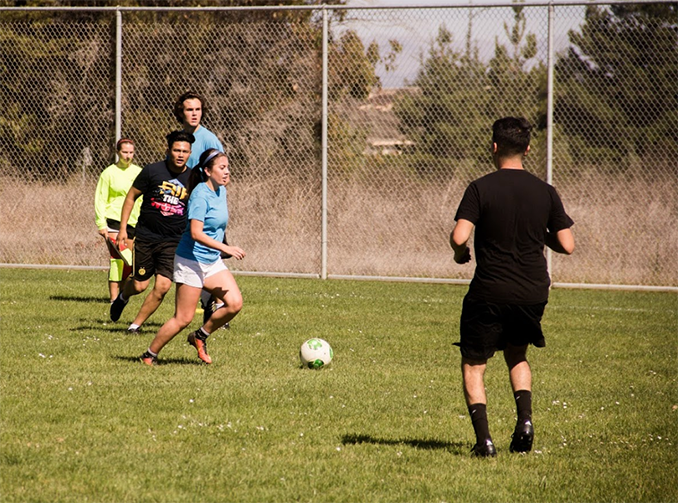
[110, 131, 194, 330]
[450, 117, 575, 457]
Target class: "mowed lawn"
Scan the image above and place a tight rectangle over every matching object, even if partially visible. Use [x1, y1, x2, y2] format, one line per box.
[1, 268, 676, 503]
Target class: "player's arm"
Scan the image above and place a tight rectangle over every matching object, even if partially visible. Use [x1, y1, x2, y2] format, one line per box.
[94, 171, 110, 238]
[545, 228, 575, 255]
[189, 219, 245, 260]
[117, 186, 143, 248]
[450, 219, 474, 264]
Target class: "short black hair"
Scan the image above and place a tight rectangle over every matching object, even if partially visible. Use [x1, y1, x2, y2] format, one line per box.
[492, 117, 532, 157]
[173, 91, 208, 123]
[165, 130, 195, 149]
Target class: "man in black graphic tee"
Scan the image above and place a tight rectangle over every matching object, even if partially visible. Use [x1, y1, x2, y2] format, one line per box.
[110, 130, 195, 330]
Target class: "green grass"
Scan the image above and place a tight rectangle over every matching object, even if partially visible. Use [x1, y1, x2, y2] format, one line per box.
[1, 268, 676, 503]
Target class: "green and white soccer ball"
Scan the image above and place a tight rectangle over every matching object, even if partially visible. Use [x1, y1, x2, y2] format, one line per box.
[300, 338, 333, 369]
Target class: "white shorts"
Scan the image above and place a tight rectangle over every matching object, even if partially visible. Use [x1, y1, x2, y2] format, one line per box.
[173, 255, 228, 288]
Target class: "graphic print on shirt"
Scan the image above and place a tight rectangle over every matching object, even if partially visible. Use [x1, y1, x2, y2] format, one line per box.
[150, 178, 189, 217]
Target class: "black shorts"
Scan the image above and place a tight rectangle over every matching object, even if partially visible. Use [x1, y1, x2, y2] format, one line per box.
[457, 296, 547, 361]
[106, 219, 136, 239]
[132, 239, 179, 282]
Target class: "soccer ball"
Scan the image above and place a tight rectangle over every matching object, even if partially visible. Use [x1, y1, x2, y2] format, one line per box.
[299, 338, 333, 369]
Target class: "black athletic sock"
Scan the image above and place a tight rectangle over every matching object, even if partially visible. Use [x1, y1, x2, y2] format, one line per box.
[197, 327, 210, 340]
[468, 403, 491, 443]
[514, 390, 532, 422]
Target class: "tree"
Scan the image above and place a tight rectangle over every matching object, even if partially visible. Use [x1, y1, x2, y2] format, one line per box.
[555, 3, 678, 170]
[486, 6, 544, 127]
[394, 25, 492, 179]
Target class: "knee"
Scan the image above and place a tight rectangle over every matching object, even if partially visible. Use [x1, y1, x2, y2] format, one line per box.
[128, 280, 147, 295]
[153, 282, 172, 299]
[227, 294, 243, 314]
[175, 315, 193, 330]
[504, 345, 528, 368]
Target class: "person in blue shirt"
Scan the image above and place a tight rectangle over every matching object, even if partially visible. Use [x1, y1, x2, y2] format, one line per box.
[173, 91, 223, 169]
[140, 149, 245, 366]
[173, 90, 230, 323]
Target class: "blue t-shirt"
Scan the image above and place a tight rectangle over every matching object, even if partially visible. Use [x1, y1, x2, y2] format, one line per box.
[188, 126, 223, 169]
[175, 183, 229, 264]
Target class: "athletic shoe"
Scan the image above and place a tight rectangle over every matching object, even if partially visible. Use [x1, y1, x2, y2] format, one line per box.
[471, 438, 497, 458]
[110, 295, 128, 322]
[127, 326, 141, 334]
[187, 330, 212, 364]
[509, 419, 534, 453]
[140, 351, 157, 366]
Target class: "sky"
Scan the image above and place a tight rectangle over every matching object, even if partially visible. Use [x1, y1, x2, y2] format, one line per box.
[341, 0, 586, 87]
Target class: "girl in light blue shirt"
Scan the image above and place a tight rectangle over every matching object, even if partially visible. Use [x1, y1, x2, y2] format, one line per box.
[141, 149, 245, 366]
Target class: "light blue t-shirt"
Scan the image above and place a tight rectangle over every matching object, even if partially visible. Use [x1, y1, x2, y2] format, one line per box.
[175, 183, 229, 264]
[188, 126, 224, 169]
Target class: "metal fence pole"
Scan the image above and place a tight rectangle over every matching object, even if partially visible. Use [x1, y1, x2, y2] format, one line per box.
[115, 9, 122, 147]
[321, 6, 329, 280]
[546, 3, 555, 278]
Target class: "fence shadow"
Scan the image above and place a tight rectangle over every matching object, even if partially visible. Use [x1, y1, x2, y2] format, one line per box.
[341, 433, 466, 455]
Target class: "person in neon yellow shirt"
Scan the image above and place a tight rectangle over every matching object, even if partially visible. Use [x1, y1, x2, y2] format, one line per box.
[94, 138, 143, 303]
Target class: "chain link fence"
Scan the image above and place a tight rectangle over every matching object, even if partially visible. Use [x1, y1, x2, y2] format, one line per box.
[1, 3, 676, 289]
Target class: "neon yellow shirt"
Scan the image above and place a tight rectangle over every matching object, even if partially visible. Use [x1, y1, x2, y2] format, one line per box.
[94, 162, 143, 230]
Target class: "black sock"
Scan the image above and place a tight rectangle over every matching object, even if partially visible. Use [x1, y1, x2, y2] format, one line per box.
[468, 403, 491, 443]
[514, 390, 532, 422]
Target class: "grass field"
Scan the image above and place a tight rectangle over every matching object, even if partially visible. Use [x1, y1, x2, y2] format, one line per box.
[1, 268, 676, 503]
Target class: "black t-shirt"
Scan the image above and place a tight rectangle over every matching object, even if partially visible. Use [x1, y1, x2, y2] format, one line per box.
[455, 169, 574, 304]
[133, 160, 191, 242]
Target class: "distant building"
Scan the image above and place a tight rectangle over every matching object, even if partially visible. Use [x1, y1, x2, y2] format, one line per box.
[343, 87, 419, 156]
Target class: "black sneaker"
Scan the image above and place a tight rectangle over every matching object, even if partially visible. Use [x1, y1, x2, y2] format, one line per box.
[110, 294, 128, 322]
[509, 419, 534, 453]
[471, 439, 497, 458]
[127, 326, 141, 334]
[140, 351, 157, 366]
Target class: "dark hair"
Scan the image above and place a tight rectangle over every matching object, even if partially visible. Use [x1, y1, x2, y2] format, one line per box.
[492, 117, 532, 157]
[173, 91, 208, 124]
[116, 138, 134, 150]
[188, 148, 227, 193]
[165, 130, 195, 149]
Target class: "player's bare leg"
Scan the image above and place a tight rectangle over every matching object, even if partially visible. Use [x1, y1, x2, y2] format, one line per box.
[462, 358, 496, 457]
[130, 274, 172, 327]
[202, 270, 242, 333]
[504, 344, 534, 453]
[147, 283, 201, 355]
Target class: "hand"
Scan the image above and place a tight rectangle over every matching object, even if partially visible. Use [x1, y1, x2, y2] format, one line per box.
[98, 228, 108, 239]
[454, 247, 471, 264]
[224, 245, 245, 260]
[117, 229, 128, 250]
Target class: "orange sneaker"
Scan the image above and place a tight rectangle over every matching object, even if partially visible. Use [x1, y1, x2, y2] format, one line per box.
[187, 330, 212, 364]
[140, 351, 157, 366]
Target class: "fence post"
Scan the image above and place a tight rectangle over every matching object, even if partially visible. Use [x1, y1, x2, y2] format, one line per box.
[115, 8, 122, 149]
[321, 5, 329, 280]
[546, 2, 555, 278]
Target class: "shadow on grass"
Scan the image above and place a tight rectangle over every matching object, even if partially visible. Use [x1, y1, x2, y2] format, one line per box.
[341, 433, 466, 454]
[50, 295, 109, 303]
[113, 355, 205, 366]
[69, 321, 163, 332]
